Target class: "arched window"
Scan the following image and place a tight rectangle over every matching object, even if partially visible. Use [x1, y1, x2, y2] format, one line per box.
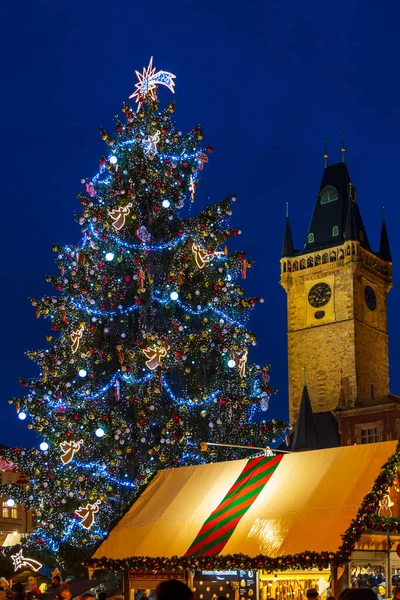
[315, 255, 321, 266]
[338, 249, 344, 260]
[320, 186, 339, 204]
[293, 260, 299, 271]
[332, 226, 339, 236]
[300, 259, 306, 270]
[307, 232, 315, 243]
[307, 256, 314, 268]
[322, 253, 328, 264]
[282, 262, 287, 273]
[330, 251, 336, 262]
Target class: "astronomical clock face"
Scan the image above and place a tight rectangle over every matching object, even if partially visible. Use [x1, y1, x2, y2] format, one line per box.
[308, 282, 332, 308]
[364, 284, 377, 311]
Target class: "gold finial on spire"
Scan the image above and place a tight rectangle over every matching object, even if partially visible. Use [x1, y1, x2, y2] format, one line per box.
[341, 132, 346, 162]
[303, 366, 307, 386]
[324, 138, 328, 169]
[382, 205, 385, 220]
[286, 201, 289, 218]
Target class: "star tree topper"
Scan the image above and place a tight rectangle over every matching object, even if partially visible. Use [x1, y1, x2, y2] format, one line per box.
[129, 57, 176, 112]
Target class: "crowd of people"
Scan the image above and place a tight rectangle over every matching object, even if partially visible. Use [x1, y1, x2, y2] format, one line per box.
[3, 577, 400, 600]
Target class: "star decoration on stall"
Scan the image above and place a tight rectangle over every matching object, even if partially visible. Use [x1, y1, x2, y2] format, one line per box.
[11, 550, 42, 572]
[129, 57, 176, 112]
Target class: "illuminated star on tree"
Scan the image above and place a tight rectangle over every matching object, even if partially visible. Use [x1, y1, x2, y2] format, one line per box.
[129, 57, 176, 112]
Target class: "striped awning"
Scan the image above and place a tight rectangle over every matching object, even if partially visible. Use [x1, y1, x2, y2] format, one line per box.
[93, 440, 397, 560]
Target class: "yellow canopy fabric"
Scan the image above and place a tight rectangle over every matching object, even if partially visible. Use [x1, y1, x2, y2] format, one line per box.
[93, 440, 397, 560]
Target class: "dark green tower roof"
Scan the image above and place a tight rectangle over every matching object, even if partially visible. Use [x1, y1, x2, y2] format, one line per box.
[291, 385, 319, 451]
[379, 217, 392, 262]
[303, 162, 371, 253]
[281, 214, 294, 258]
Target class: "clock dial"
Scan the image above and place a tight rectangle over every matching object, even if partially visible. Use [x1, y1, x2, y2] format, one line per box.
[364, 285, 376, 311]
[308, 282, 332, 308]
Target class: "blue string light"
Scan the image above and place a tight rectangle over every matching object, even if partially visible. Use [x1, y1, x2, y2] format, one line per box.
[75, 371, 153, 400]
[89, 224, 188, 251]
[162, 375, 221, 407]
[69, 298, 140, 317]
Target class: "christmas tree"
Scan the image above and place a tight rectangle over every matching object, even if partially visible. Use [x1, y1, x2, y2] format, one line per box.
[1, 58, 287, 565]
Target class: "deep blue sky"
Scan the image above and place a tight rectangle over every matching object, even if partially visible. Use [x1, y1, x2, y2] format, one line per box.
[2, 0, 400, 448]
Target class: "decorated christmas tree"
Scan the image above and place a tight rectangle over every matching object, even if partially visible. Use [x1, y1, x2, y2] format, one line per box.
[0, 59, 287, 565]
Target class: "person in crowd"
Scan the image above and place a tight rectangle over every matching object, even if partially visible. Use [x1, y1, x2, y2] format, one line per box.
[27, 579, 41, 597]
[377, 584, 386, 600]
[58, 584, 72, 600]
[326, 596, 336, 600]
[306, 590, 319, 600]
[0, 580, 11, 600]
[97, 592, 107, 600]
[12, 583, 25, 600]
[81, 594, 95, 600]
[0, 585, 6, 600]
[393, 587, 400, 600]
[50, 577, 61, 591]
[339, 589, 378, 600]
[155, 580, 193, 600]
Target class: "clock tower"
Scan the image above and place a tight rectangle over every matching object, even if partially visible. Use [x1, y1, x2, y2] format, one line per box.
[280, 161, 396, 442]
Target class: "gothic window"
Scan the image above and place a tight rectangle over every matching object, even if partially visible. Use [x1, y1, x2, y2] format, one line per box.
[307, 233, 314, 243]
[288, 261, 292, 272]
[352, 243, 356, 255]
[322, 253, 328, 264]
[300, 259, 306, 270]
[307, 256, 314, 268]
[338, 249, 344, 260]
[320, 186, 339, 204]
[315, 254, 321, 266]
[332, 226, 339, 236]
[282, 262, 286, 273]
[293, 260, 298, 271]
[330, 251, 336, 262]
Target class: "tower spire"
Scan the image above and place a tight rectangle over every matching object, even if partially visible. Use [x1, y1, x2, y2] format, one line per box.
[341, 132, 346, 163]
[291, 385, 319, 451]
[281, 202, 294, 258]
[324, 139, 328, 169]
[379, 205, 392, 262]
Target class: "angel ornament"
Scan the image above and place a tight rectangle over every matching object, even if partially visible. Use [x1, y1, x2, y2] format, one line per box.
[378, 493, 394, 517]
[143, 343, 168, 370]
[60, 439, 83, 465]
[70, 327, 84, 354]
[238, 348, 248, 378]
[189, 239, 214, 270]
[142, 131, 160, 158]
[76, 499, 101, 530]
[108, 203, 133, 231]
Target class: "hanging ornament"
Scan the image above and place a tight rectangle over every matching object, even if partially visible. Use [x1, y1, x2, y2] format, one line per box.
[188, 175, 196, 202]
[129, 57, 176, 112]
[114, 379, 120, 402]
[238, 347, 248, 378]
[378, 493, 394, 516]
[99, 158, 107, 171]
[60, 306, 67, 322]
[85, 182, 96, 198]
[70, 327, 84, 354]
[137, 268, 146, 292]
[60, 439, 84, 465]
[116, 346, 124, 366]
[136, 225, 151, 243]
[143, 342, 168, 370]
[197, 152, 209, 170]
[189, 239, 214, 269]
[238, 252, 247, 279]
[142, 131, 160, 157]
[260, 396, 270, 412]
[108, 203, 133, 231]
[76, 499, 101, 529]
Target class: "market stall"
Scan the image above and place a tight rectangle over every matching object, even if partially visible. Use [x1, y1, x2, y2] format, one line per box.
[88, 441, 400, 600]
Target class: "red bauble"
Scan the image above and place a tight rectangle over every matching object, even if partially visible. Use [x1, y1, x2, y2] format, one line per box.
[175, 351, 183, 358]
[138, 418, 145, 426]
[51, 324, 57, 331]
[125, 275, 131, 282]
[207, 146, 214, 153]
[135, 299, 143, 306]
[183, 162, 189, 168]
[98, 263, 104, 269]
[56, 284, 61, 291]
[103, 277, 109, 283]
[117, 125, 122, 132]
[134, 258, 141, 265]
[168, 276, 173, 283]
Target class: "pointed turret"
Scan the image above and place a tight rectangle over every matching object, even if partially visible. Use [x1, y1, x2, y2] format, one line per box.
[291, 385, 319, 451]
[379, 213, 392, 262]
[303, 162, 370, 252]
[281, 203, 294, 258]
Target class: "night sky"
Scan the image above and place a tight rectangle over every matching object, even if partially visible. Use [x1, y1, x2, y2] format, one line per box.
[2, 1, 400, 448]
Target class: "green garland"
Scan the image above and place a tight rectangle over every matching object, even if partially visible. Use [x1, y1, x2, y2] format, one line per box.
[85, 441, 400, 573]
